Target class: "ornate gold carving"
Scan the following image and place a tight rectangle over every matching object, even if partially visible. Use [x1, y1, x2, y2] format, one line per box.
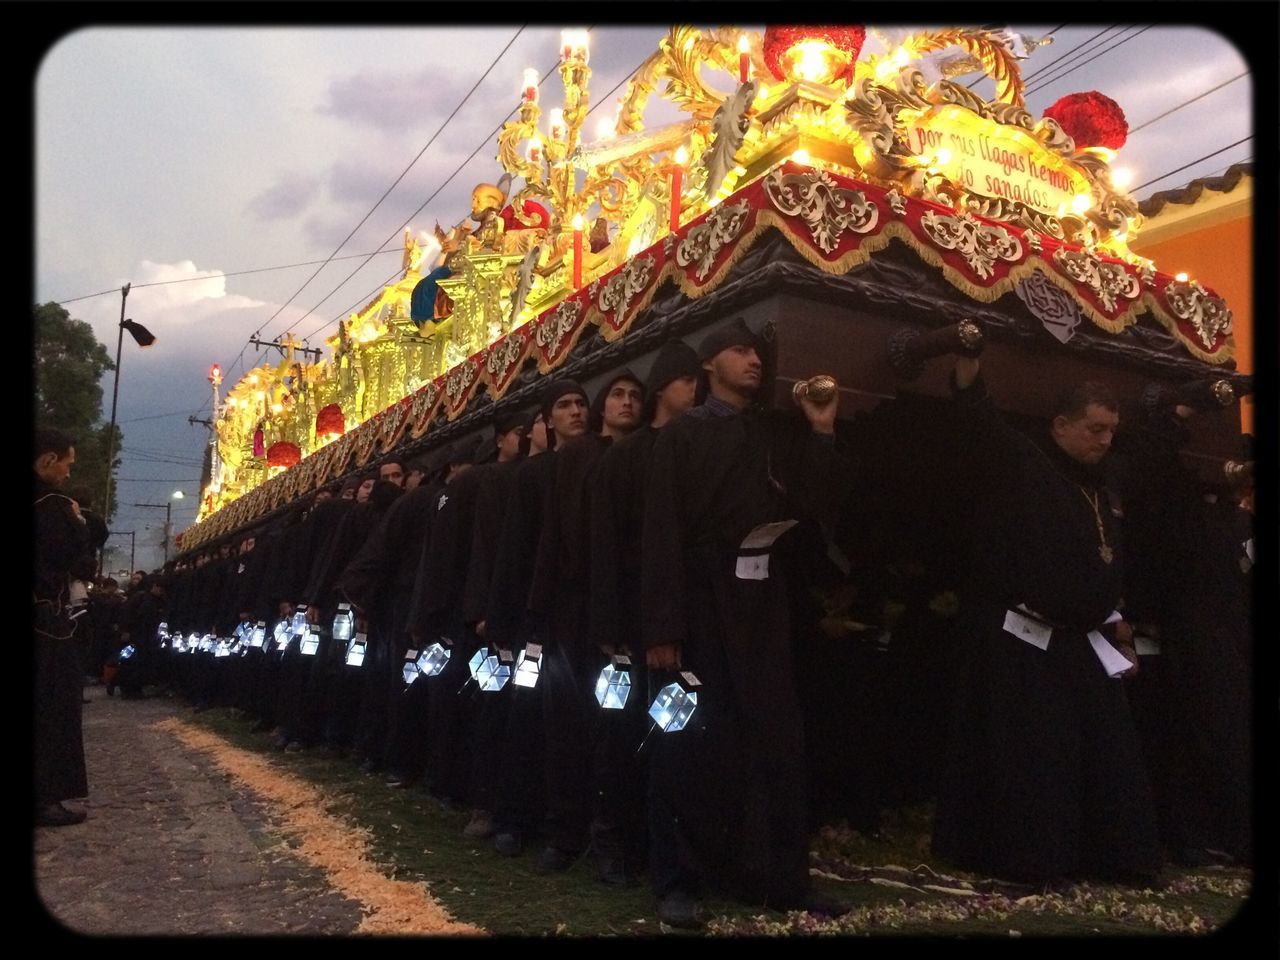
[597, 254, 656, 317]
[920, 209, 1023, 279]
[534, 301, 582, 358]
[444, 361, 478, 407]
[858, 28, 1031, 106]
[676, 198, 752, 280]
[763, 169, 878, 254]
[486, 335, 526, 384]
[1163, 279, 1233, 348]
[1053, 248, 1141, 313]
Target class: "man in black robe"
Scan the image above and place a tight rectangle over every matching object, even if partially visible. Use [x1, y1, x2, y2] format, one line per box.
[1116, 384, 1252, 866]
[640, 319, 850, 925]
[35, 428, 92, 827]
[484, 381, 588, 857]
[458, 409, 544, 840]
[931, 356, 1162, 886]
[403, 422, 525, 806]
[529, 369, 645, 874]
[588, 340, 701, 884]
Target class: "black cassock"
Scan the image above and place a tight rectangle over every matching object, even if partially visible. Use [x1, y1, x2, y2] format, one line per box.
[35, 481, 91, 804]
[407, 468, 488, 800]
[1115, 416, 1252, 863]
[461, 458, 523, 814]
[529, 433, 613, 854]
[640, 402, 850, 906]
[484, 452, 556, 833]
[931, 375, 1162, 883]
[589, 424, 662, 865]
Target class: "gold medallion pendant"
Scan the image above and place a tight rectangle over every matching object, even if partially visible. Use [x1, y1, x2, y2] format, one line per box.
[1099, 544, 1114, 565]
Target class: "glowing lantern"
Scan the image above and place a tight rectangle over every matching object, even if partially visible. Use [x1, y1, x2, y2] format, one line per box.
[763, 25, 865, 86]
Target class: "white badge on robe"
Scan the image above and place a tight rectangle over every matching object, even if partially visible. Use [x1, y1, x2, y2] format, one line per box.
[734, 520, 798, 581]
[1086, 609, 1131, 678]
[1003, 606, 1051, 650]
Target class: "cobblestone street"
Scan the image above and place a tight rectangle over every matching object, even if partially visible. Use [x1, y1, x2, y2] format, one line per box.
[33, 684, 365, 936]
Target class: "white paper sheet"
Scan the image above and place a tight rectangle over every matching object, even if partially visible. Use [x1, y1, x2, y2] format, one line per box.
[1003, 607, 1051, 650]
[1087, 630, 1133, 678]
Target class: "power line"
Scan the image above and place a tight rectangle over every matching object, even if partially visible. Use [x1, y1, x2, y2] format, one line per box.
[1025, 25, 1154, 97]
[255, 25, 530, 349]
[1127, 71, 1249, 135]
[1015, 24, 1119, 86]
[121, 408, 214, 424]
[1132, 136, 1253, 193]
[302, 36, 648, 345]
[53, 248, 403, 307]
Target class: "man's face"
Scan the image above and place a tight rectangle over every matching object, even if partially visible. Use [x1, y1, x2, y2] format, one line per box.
[379, 462, 405, 488]
[601, 379, 643, 435]
[1052, 403, 1119, 465]
[657, 375, 699, 417]
[35, 447, 75, 486]
[497, 426, 523, 461]
[405, 469, 425, 492]
[340, 487, 356, 500]
[549, 393, 588, 442]
[356, 478, 376, 503]
[705, 344, 761, 396]
[131, 571, 145, 587]
[314, 490, 334, 504]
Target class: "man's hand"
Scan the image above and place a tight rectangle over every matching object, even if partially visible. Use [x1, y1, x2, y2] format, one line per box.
[646, 643, 682, 670]
[954, 355, 980, 390]
[796, 379, 838, 435]
[1109, 620, 1139, 677]
[305, 604, 321, 625]
[475, 620, 486, 639]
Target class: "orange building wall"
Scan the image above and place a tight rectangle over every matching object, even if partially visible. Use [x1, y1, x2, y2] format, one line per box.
[1132, 216, 1253, 434]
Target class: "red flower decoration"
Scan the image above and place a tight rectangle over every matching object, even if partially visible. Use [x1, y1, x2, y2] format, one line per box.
[266, 442, 301, 469]
[252, 427, 265, 458]
[763, 25, 866, 83]
[316, 403, 345, 437]
[500, 199, 551, 232]
[1043, 91, 1128, 150]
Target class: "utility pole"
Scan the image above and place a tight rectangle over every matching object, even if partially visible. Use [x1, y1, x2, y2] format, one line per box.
[108, 530, 136, 576]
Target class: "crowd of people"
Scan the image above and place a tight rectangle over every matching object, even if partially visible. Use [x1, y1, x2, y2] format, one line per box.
[36, 318, 1254, 929]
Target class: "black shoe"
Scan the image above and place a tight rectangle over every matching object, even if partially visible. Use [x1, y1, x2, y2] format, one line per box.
[795, 891, 850, 918]
[493, 831, 524, 857]
[36, 802, 87, 828]
[596, 856, 630, 887]
[533, 846, 579, 875]
[656, 891, 703, 930]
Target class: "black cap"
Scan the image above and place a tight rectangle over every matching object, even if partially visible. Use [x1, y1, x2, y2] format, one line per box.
[697, 318, 759, 362]
[494, 407, 529, 436]
[647, 340, 701, 394]
[540, 379, 588, 419]
[446, 434, 483, 466]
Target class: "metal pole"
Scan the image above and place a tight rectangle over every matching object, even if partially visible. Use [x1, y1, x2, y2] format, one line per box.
[164, 500, 172, 566]
[129, 530, 136, 575]
[99, 282, 130, 576]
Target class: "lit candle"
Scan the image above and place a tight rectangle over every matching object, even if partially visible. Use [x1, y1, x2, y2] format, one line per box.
[561, 30, 573, 63]
[527, 135, 543, 165]
[523, 68, 539, 103]
[738, 35, 750, 84]
[572, 213, 584, 288]
[671, 146, 688, 233]
[549, 107, 565, 141]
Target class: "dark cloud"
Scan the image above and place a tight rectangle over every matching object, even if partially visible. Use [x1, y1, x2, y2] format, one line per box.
[248, 173, 321, 221]
[319, 67, 475, 132]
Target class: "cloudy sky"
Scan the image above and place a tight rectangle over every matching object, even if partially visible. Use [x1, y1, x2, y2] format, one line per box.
[34, 23, 1254, 571]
